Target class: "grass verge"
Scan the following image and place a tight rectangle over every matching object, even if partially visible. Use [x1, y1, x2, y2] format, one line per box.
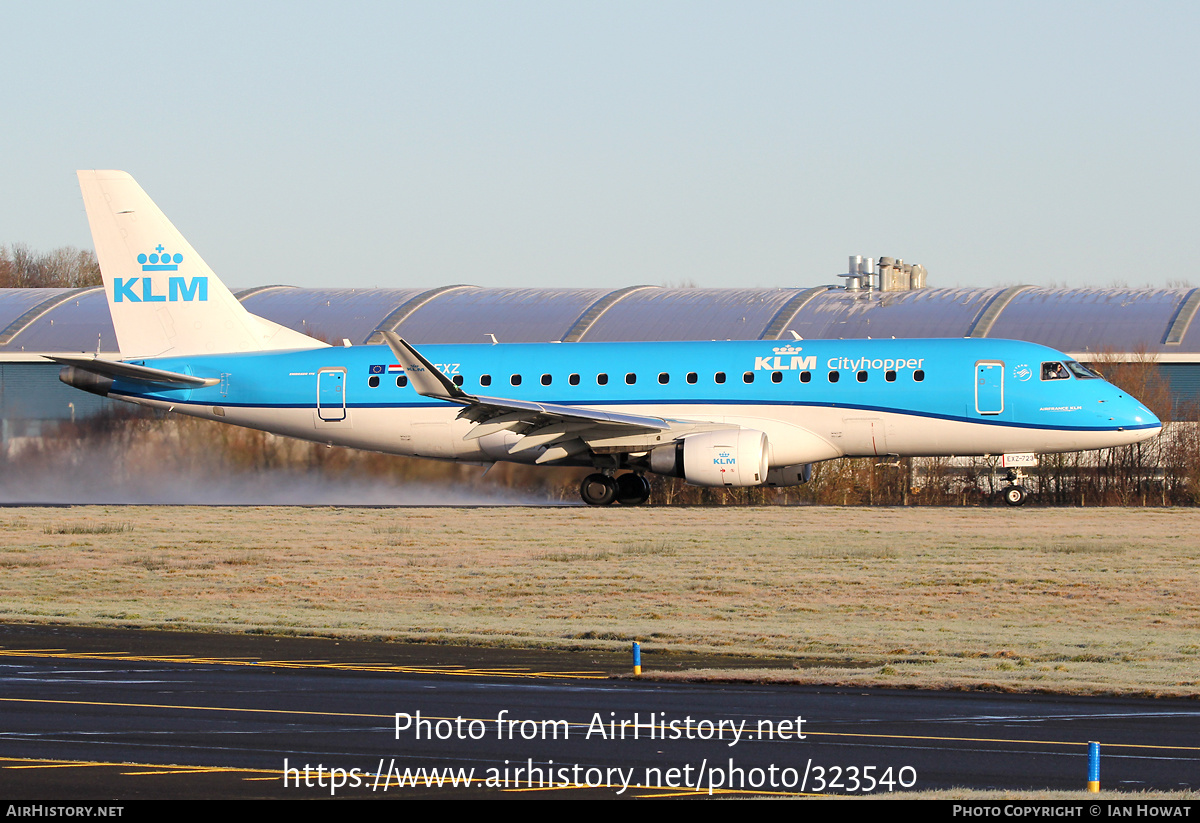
[1, 505, 1197, 697]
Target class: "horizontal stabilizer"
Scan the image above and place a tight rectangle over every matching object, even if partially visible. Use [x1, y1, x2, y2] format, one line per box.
[50, 355, 219, 389]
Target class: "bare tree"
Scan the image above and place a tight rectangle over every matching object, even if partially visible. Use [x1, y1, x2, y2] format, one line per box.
[0, 244, 101, 288]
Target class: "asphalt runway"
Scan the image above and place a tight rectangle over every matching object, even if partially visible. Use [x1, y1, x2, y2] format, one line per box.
[0, 625, 1197, 799]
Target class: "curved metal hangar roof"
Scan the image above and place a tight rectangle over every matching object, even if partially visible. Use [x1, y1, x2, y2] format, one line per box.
[2, 284, 1198, 357]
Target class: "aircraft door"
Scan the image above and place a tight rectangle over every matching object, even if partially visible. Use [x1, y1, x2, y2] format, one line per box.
[975, 361, 1004, 415]
[317, 368, 347, 421]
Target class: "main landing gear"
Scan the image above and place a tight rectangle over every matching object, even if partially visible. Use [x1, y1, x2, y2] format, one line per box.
[580, 472, 651, 506]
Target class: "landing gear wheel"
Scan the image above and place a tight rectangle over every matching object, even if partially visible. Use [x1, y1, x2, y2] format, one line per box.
[1002, 485, 1027, 507]
[615, 473, 652, 506]
[580, 473, 618, 506]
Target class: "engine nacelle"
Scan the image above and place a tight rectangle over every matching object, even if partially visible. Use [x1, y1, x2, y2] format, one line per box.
[649, 429, 769, 487]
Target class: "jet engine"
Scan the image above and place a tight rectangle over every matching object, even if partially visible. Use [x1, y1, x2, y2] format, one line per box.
[649, 429, 769, 487]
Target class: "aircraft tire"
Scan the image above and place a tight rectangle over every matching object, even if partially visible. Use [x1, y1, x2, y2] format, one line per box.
[615, 473, 652, 506]
[580, 473, 618, 506]
[1002, 485, 1027, 507]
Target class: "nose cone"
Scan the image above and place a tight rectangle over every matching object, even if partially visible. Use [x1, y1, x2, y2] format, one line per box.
[1111, 394, 1162, 444]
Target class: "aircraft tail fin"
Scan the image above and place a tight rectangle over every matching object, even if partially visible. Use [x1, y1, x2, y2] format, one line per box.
[77, 170, 327, 358]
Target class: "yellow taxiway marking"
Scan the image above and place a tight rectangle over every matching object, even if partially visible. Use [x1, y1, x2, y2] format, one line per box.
[0, 647, 605, 679]
[125, 767, 250, 776]
[0, 696, 389, 721]
[0, 697, 1194, 757]
[6, 763, 111, 769]
[498, 783, 827, 797]
[1, 755, 276, 779]
[798, 729, 1200, 753]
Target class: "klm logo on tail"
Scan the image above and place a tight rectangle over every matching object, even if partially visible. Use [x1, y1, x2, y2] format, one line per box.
[114, 277, 208, 303]
[138, 244, 182, 271]
[114, 245, 208, 302]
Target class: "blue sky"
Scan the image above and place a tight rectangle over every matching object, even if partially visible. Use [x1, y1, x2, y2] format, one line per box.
[2, 1, 1196, 291]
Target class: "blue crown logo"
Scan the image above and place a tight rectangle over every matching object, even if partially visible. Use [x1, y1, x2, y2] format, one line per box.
[137, 244, 183, 272]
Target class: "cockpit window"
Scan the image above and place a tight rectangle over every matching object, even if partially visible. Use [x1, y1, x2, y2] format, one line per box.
[1065, 360, 1100, 379]
[1041, 361, 1069, 380]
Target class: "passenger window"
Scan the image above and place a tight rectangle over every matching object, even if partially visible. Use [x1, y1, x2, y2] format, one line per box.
[771, 372, 782, 383]
[686, 372, 698, 384]
[397, 375, 409, 388]
[913, 370, 925, 382]
[597, 373, 608, 385]
[828, 371, 840, 383]
[714, 372, 726, 384]
[368, 375, 380, 388]
[1042, 361, 1069, 380]
[800, 371, 811, 383]
[743, 372, 754, 384]
[479, 374, 490, 387]
[511, 374, 522, 386]
[658, 372, 669, 384]
[857, 371, 868, 383]
[453, 375, 464, 386]
[541, 374, 552, 386]
[626, 373, 637, 385]
[885, 370, 896, 382]
[569, 373, 580, 386]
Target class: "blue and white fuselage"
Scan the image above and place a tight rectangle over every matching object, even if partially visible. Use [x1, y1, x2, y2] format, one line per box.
[99, 337, 1155, 466]
[59, 171, 1161, 506]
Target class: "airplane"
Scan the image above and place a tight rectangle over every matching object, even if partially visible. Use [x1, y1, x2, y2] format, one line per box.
[56, 170, 1162, 507]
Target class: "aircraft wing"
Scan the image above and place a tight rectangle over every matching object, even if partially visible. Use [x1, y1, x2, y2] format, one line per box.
[382, 333, 729, 462]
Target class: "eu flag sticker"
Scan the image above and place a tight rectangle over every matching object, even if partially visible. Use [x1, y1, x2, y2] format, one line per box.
[369, 364, 385, 375]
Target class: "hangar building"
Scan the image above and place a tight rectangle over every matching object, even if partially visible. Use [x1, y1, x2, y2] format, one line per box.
[2, 269, 1198, 442]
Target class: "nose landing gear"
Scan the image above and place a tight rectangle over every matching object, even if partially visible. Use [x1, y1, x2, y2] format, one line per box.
[1000, 468, 1028, 507]
[1002, 484, 1028, 507]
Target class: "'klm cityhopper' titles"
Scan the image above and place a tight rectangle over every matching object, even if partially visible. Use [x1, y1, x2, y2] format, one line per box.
[750, 346, 924, 373]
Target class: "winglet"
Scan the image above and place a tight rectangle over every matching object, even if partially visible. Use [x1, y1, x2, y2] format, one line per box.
[381, 332, 472, 402]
